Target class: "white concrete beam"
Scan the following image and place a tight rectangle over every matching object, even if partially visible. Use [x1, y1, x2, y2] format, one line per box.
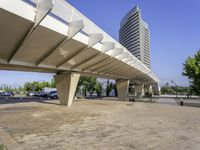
[90, 47, 124, 72]
[34, 0, 54, 28]
[7, 0, 54, 63]
[101, 63, 125, 75]
[68, 20, 84, 38]
[111, 48, 123, 57]
[36, 20, 84, 66]
[102, 42, 115, 53]
[116, 52, 129, 60]
[88, 33, 103, 47]
[82, 56, 109, 71]
[122, 56, 133, 63]
[107, 65, 137, 76]
[89, 58, 115, 72]
[71, 42, 114, 70]
[94, 59, 120, 73]
[57, 33, 103, 68]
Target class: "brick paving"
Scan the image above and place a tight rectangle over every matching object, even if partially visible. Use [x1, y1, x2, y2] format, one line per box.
[0, 99, 200, 150]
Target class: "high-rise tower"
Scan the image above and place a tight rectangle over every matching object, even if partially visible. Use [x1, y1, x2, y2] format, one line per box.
[119, 6, 151, 68]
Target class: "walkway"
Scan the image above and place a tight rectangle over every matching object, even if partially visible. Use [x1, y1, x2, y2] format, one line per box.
[0, 99, 200, 150]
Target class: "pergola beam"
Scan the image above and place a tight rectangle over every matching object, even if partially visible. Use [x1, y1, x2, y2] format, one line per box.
[107, 62, 136, 74]
[89, 58, 116, 72]
[36, 20, 84, 66]
[111, 66, 140, 77]
[7, 0, 54, 63]
[93, 59, 120, 73]
[89, 48, 123, 72]
[82, 56, 110, 71]
[102, 63, 126, 74]
[57, 33, 103, 68]
[71, 42, 115, 70]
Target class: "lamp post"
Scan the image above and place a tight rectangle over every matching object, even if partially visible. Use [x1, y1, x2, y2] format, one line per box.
[171, 80, 177, 98]
[188, 79, 191, 98]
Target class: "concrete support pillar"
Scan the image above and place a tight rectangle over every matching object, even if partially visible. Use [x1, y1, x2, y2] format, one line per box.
[135, 84, 144, 99]
[152, 83, 160, 95]
[54, 72, 80, 106]
[144, 84, 152, 95]
[116, 79, 130, 100]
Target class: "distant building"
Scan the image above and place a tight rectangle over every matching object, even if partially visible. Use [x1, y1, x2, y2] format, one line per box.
[119, 6, 151, 68]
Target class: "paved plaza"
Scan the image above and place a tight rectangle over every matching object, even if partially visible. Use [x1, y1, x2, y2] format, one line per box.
[0, 98, 200, 150]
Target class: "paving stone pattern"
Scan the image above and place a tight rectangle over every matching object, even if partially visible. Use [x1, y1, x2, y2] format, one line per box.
[0, 99, 200, 150]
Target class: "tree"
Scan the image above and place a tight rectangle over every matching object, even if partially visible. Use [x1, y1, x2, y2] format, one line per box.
[76, 76, 97, 98]
[161, 83, 173, 95]
[95, 81, 102, 98]
[113, 83, 118, 97]
[106, 80, 113, 97]
[3, 84, 12, 92]
[50, 79, 56, 88]
[183, 49, 200, 95]
[24, 81, 54, 92]
[161, 83, 189, 95]
[24, 82, 33, 92]
[87, 77, 97, 97]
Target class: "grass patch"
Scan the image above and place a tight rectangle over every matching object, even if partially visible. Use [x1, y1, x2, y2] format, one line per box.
[0, 144, 7, 150]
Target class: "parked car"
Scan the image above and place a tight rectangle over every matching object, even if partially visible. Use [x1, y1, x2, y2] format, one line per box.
[0, 91, 14, 97]
[35, 92, 49, 98]
[26, 92, 35, 97]
[49, 91, 58, 99]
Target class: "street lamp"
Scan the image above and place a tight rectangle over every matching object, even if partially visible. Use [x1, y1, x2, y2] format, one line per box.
[171, 80, 177, 98]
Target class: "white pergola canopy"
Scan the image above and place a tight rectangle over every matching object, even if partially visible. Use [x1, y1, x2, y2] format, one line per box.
[0, 0, 159, 84]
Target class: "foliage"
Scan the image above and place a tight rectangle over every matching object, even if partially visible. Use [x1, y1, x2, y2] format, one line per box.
[113, 83, 118, 97]
[95, 81, 102, 98]
[161, 83, 174, 94]
[0, 144, 7, 150]
[24, 80, 55, 92]
[161, 82, 189, 95]
[183, 50, 200, 95]
[77, 77, 116, 98]
[77, 76, 97, 97]
[106, 80, 113, 97]
[0, 76, 118, 98]
[50, 79, 56, 88]
[87, 77, 97, 97]
[2, 85, 12, 92]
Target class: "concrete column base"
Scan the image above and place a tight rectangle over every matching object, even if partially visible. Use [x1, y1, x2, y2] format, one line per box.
[152, 83, 160, 95]
[135, 84, 144, 99]
[144, 84, 152, 95]
[54, 72, 80, 106]
[116, 79, 129, 100]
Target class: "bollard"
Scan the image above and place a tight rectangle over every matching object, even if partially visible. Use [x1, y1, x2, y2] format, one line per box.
[180, 99, 184, 106]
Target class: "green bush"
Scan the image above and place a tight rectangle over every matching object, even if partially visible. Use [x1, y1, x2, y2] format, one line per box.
[0, 144, 8, 150]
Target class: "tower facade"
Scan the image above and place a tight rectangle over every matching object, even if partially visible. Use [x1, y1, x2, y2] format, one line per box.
[119, 6, 150, 68]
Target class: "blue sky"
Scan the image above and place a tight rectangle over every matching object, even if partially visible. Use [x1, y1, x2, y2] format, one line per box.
[0, 0, 200, 87]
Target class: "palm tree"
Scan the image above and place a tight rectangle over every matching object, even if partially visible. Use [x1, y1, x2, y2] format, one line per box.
[95, 81, 102, 99]
[87, 77, 97, 98]
[106, 80, 113, 97]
